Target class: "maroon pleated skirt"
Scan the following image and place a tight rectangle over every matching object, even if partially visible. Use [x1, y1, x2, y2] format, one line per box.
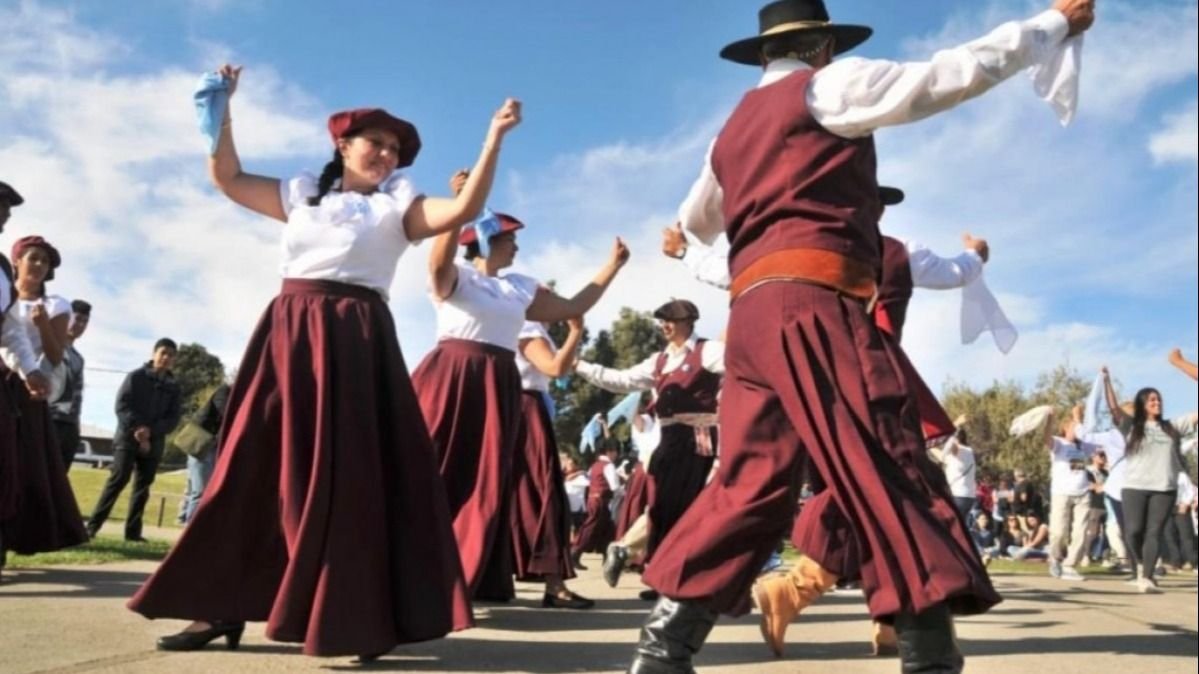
[614, 462, 649, 540]
[412, 338, 522, 599]
[572, 491, 615, 555]
[0, 372, 86, 554]
[509, 391, 574, 581]
[128, 280, 471, 657]
[643, 282, 999, 619]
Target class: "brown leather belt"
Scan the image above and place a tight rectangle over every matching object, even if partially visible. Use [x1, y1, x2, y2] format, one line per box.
[729, 248, 878, 307]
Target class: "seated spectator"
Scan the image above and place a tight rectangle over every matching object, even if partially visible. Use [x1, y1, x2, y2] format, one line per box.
[972, 511, 1001, 563]
[993, 477, 1015, 520]
[1012, 482, 1045, 521]
[976, 474, 995, 524]
[1009, 512, 1051, 561]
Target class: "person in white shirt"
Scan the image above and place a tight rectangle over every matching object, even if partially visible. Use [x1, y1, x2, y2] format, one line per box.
[509, 317, 595, 609]
[413, 171, 630, 604]
[129, 65, 521, 660]
[0, 182, 53, 582]
[626, 1, 1095, 672]
[1044, 406, 1098, 582]
[561, 453, 591, 526]
[0, 235, 87, 571]
[574, 299, 723, 602]
[939, 429, 980, 522]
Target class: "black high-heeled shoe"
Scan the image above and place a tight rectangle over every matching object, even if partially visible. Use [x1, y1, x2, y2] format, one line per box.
[156, 621, 245, 651]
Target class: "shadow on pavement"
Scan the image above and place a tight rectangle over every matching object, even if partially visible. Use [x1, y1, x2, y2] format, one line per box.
[0, 567, 150, 599]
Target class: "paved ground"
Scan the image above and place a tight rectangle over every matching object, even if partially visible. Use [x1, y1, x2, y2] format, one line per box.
[1, 547, 1196, 674]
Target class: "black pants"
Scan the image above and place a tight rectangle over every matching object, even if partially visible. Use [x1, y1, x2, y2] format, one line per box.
[87, 444, 162, 539]
[1121, 488, 1176, 580]
[51, 419, 81, 473]
[1162, 511, 1198, 568]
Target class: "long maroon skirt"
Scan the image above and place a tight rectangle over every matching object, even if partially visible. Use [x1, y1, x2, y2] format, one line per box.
[128, 280, 471, 657]
[614, 462, 649, 540]
[0, 372, 86, 554]
[412, 338, 522, 600]
[643, 282, 999, 620]
[645, 426, 715, 561]
[0, 373, 18, 524]
[509, 391, 574, 581]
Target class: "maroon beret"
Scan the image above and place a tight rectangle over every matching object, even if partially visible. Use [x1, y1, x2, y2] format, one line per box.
[327, 108, 421, 169]
[12, 235, 62, 281]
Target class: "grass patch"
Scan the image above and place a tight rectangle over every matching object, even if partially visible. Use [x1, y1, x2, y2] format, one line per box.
[67, 466, 188, 530]
[6, 535, 170, 568]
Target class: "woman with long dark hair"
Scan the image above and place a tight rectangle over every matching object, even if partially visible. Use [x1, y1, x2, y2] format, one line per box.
[1102, 366, 1197, 592]
[128, 64, 521, 660]
[0, 236, 87, 560]
[413, 177, 629, 603]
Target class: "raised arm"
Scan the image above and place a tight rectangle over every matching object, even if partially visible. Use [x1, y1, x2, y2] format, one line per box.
[426, 171, 469, 301]
[403, 99, 522, 241]
[525, 238, 630, 323]
[208, 65, 286, 222]
[1043, 408, 1058, 451]
[663, 222, 732, 290]
[1168, 349, 1198, 381]
[907, 234, 989, 290]
[1100, 367, 1125, 426]
[575, 353, 658, 394]
[520, 318, 585, 379]
[810, 0, 1095, 139]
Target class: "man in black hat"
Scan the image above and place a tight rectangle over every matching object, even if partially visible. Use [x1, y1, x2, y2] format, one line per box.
[51, 299, 92, 472]
[574, 299, 723, 600]
[629, 1, 1095, 672]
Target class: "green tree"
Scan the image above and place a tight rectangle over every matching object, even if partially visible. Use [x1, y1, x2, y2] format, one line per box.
[551, 308, 664, 455]
[161, 343, 226, 467]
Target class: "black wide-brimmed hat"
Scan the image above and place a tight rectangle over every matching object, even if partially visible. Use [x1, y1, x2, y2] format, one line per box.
[879, 186, 904, 206]
[0, 181, 24, 206]
[654, 299, 700, 322]
[720, 0, 872, 66]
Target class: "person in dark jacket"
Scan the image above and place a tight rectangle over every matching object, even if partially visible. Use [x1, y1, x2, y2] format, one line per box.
[86, 338, 183, 541]
[178, 383, 230, 524]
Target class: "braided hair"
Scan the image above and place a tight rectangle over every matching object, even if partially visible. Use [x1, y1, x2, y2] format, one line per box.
[307, 149, 346, 207]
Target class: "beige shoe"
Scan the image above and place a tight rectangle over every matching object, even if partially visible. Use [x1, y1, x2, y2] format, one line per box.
[751, 555, 838, 658]
[872, 621, 898, 656]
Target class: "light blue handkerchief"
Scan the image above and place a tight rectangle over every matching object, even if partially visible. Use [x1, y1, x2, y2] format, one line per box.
[471, 208, 502, 257]
[194, 72, 230, 155]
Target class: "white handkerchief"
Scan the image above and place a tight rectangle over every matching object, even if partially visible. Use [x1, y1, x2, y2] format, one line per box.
[1031, 34, 1084, 126]
[1010, 404, 1055, 438]
[961, 276, 1018, 354]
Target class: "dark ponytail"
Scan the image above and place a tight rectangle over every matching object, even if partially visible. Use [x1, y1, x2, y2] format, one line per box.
[307, 150, 344, 206]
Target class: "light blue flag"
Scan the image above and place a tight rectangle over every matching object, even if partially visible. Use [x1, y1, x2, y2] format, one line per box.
[471, 208, 502, 257]
[579, 414, 603, 454]
[607, 391, 641, 428]
[193, 72, 230, 155]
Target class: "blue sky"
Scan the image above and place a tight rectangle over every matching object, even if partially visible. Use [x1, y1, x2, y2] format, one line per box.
[1, 0, 1196, 433]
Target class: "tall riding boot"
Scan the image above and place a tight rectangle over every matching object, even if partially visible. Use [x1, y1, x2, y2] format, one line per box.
[751, 555, 838, 657]
[894, 603, 964, 674]
[627, 597, 719, 674]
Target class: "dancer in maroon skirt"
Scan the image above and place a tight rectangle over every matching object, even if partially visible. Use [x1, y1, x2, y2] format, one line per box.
[628, 1, 1095, 672]
[413, 180, 630, 603]
[575, 299, 722, 601]
[1, 236, 87, 560]
[128, 64, 520, 660]
[0, 183, 54, 580]
[571, 441, 620, 560]
[510, 317, 595, 609]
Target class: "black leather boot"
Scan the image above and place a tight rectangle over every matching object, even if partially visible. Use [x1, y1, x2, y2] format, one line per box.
[894, 604, 964, 674]
[627, 597, 718, 674]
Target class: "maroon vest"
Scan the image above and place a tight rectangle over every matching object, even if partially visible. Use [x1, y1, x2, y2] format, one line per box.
[710, 69, 882, 279]
[647, 340, 721, 418]
[587, 459, 612, 500]
[876, 236, 914, 342]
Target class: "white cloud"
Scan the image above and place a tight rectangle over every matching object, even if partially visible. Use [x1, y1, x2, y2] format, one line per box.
[1149, 100, 1199, 164]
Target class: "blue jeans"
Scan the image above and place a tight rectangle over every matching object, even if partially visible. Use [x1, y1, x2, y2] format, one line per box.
[181, 451, 215, 524]
[1008, 545, 1048, 560]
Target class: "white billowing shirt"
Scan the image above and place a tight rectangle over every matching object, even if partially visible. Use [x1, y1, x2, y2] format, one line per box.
[940, 439, 977, 499]
[0, 275, 41, 377]
[1050, 437, 1096, 496]
[630, 413, 661, 464]
[516, 322, 554, 392]
[564, 471, 589, 514]
[2, 294, 71, 374]
[278, 172, 421, 300]
[434, 263, 539, 348]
